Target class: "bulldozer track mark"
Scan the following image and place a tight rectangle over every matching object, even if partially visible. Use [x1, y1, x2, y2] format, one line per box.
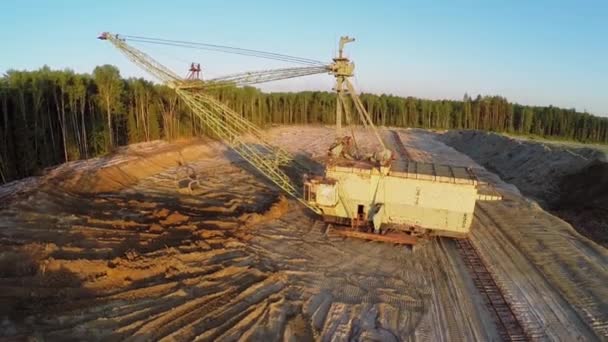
[6, 127, 605, 340]
[476, 202, 608, 339]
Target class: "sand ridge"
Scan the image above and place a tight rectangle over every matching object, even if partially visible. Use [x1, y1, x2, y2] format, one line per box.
[0, 126, 605, 340]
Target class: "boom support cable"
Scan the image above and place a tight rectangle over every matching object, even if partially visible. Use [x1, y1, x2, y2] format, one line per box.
[121, 34, 326, 66]
[100, 32, 384, 212]
[99, 32, 322, 212]
[205, 66, 330, 89]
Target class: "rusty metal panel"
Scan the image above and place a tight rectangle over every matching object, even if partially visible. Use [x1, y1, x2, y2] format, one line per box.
[328, 227, 418, 245]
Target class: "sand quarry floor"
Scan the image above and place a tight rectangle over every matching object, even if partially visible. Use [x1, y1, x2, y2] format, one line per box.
[0, 126, 606, 341]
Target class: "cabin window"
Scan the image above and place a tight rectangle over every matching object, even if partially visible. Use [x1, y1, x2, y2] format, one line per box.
[304, 183, 316, 202]
[357, 204, 365, 215]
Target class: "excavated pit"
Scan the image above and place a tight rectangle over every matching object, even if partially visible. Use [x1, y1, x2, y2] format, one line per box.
[0, 126, 606, 341]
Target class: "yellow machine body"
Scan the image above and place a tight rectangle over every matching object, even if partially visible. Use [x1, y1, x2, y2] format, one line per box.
[305, 159, 484, 238]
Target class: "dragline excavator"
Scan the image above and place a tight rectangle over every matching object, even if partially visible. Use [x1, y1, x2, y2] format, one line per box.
[99, 32, 497, 245]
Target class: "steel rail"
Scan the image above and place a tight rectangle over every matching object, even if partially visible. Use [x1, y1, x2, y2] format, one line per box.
[455, 239, 531, 341]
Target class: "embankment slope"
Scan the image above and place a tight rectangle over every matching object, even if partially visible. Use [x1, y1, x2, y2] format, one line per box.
[439, 130, 608, 246]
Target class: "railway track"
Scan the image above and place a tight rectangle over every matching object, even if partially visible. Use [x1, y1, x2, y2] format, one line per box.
[455, 238, 530, 341]
[388, 130, 532, 341]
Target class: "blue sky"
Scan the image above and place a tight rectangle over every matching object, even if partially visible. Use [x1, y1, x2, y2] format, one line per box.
[1, 0, 606, 116]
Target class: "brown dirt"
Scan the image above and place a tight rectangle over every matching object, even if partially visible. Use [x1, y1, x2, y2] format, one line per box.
[554, 161, 608, 246]
[240, 195, 290, 227]
[0, 127, 605, 340]
[44, 138, 224, 194]
[160, 212, 190, 226]
[402, 128, 607, 339]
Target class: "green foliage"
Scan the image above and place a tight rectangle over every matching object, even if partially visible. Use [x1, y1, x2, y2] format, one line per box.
[91, 125, 109, 156]
[93, 65, 123, 148]
[0, 65, 607, 184]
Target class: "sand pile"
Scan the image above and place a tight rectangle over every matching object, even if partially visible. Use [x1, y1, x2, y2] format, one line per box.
[558, 160, 608, 209]
[439, 130, 608, 245]
[41, 139, 225, 194]
[555, 160, 608, 245]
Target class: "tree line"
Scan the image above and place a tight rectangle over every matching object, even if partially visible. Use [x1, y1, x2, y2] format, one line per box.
[1, 65, 607, 183]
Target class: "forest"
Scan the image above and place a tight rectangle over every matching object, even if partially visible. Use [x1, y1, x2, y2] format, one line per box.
[1, 65, 607, 183]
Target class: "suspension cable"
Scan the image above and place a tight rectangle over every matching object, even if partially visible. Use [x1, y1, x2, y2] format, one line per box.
[119, 34, 326, 66]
